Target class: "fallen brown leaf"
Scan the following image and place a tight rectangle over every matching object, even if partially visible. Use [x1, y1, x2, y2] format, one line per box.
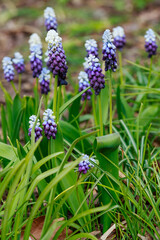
[20, 216, 72, 240]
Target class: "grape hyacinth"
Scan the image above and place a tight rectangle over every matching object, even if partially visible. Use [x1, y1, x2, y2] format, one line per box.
[29, 33, 43, 78]
[12, 52, 25, 74]
[42, 109, 57, 140]
[39, 68, 50, 95]
[84, 54, 105, 95]
[2, 57, 14, 82]
[78, 154, 95, 174]
[113, 26, 126, 51]
[85, 39, 98, 57]
[45, 30, 68, 86]
[78, 71, 92, 101]
[102, 29, 117, 72]
[28, 115, 42, 142]
[44, 7, 58, 32]
[144, 29, 158, 58]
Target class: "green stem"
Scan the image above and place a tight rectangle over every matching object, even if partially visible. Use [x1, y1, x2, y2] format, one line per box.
[57, 85, 61, 123]
[109, 71, 112, 134]
[53, 75, 58, 120]
[35, 77, 39, 112]
[18, 74, 22, 94]
[44, 94, 48, 109]
[148, 57, 153, 87]
[91, 92, 98, 134]
[98, 94, 103, 136]
[118, 51, 123, 85]
[11, 81, 17, 94]
[70, 99, 87, 124]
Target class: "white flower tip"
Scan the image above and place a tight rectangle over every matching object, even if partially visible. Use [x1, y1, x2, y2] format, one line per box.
[44, 7, 56, 18]
[45, 30, 62, 48]
[78, 71, 89, 83]
[85, 39, 97, 50]
[29, 33, 42, 47]
[2, 56, 12, 67]
[102, 29, 113, 43]
[113, 26, 125, 38]
[144, 28, 156, 42]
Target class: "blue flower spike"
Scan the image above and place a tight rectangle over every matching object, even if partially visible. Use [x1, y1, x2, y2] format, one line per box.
[29, 33, 43, 78]
[42, 109, 57, 140]
[113, 26, 126, 51]
[102, 29, 117, 72]
[44, 7, 58, 32]
[45, 30, 68, 86]
[28, 115, 43, 142]
[144, 29, 158, 58]
[78, 71, 92, 101]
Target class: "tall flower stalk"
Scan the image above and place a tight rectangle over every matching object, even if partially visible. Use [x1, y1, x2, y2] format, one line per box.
[13, 52, 25, 93]
[84, 54, 104, 135]
[113, 26, 126, 85]
[29, 33, 43, 112]
[2, 56, 17, 93]
[102, 29, 117, 134]
[144, 29, 157, 86]
[45, 30, 68, 122]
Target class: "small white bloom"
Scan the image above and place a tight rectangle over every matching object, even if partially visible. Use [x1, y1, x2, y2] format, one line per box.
[102, 29, 113, 43]
[12, 52, 24, 64]
[78, 71, 89, 85]
[113, 26, 125, 38]
[83, 54, 100, 70]
[45, 30, 62, 50]
[2, 57, 12, 69]
[43, 109, 55, 122]
[44, 7, 56, 19]
[29, 115, 40, 129]
[85, 39, 97, 51]
[39, 68, 50, 83]
[29, 33, 42, 48]
[144, 29, 156, 42]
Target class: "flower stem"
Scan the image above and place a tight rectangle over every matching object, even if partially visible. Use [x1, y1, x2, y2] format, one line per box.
[70, 99, 87, 124]
[91, 92, 98, 134]
[18, 74, 22, 93]
[147, 57, 153, 87]
[11, 81, 18, 94]
[56, 85, 61, 123]
[98, 93, 103, 136]
[53, 75, 58, 120]
[109, 71, 112, 134]
[118, 51, 123, 85]
[44, 94, 48, 109]
[35, 77, 39, 112]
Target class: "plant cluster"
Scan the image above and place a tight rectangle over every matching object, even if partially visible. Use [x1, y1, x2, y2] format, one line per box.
[0, 6, 160, 240]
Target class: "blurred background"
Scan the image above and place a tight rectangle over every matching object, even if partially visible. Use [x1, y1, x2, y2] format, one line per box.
[0, 0, 160, 100]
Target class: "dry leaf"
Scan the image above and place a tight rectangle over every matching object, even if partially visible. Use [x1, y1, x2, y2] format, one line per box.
[20, 216, 72, 240]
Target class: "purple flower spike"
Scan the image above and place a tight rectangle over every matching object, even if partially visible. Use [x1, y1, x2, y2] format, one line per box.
[102, 29, 117, 72]
[78, 71, 92, 101]
[28, 115, 42, 142]
[29, 33, 43, 78]
[2, 57, 14, 82]
[113, 26, 126, 51]
[39, 68, 50, 95]
[78, 154, 95, 174]
[45, 30, 68, 86]
[144, 29, 158, 58]
[44, 7, 58, 32]
[83, 54, 105, 95]
[42, 109, 57, 140]
[85, 39, 98, 57]
[13, 52, 25, 74]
